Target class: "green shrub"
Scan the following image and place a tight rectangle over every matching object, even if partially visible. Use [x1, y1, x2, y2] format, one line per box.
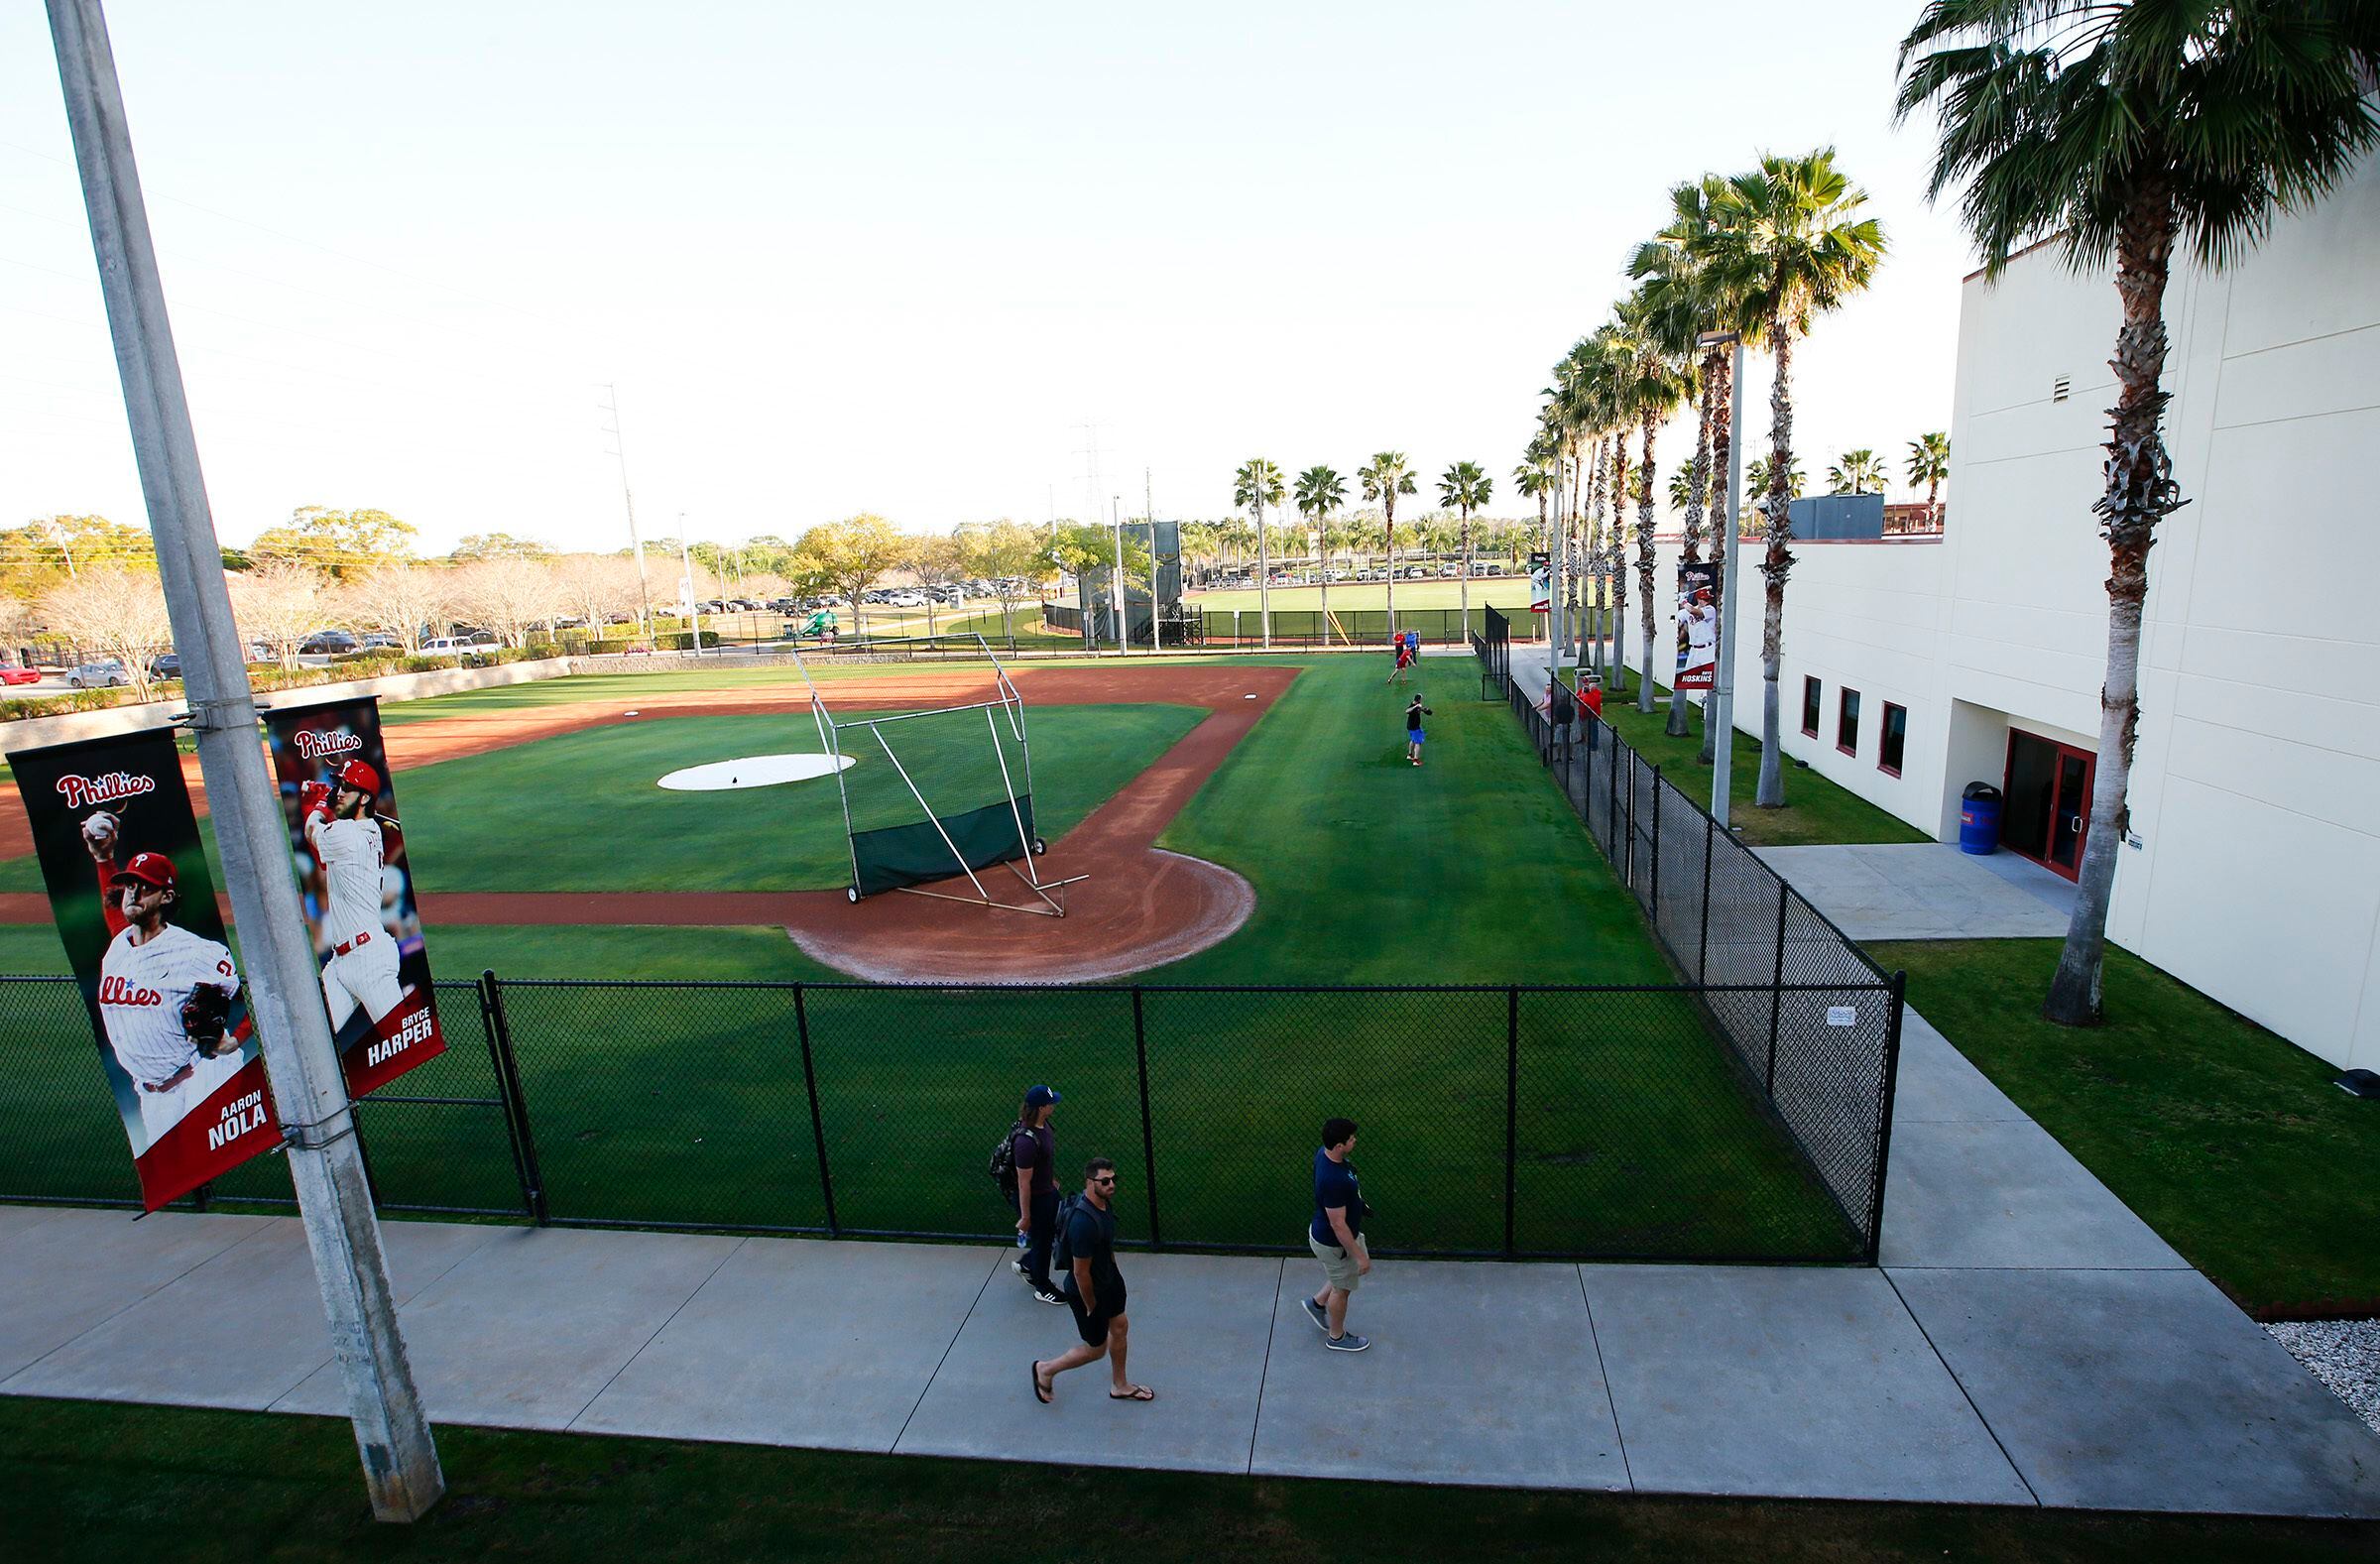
[0, 688, 132, 720]
[654, 631, 723, 651]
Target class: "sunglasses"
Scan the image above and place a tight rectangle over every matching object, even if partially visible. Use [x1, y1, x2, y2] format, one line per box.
[1092, 1174, 1117, 1185]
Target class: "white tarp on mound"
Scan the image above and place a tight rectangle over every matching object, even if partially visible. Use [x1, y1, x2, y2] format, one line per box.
[657, 754, 855, 791]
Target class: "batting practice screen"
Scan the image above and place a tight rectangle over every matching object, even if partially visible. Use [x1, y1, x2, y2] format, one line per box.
[838, 702, 1037, 898]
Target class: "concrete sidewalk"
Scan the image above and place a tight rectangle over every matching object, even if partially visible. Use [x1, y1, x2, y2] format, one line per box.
[1759, 842, 2077, 940]
[4, 998, 2375, 1514]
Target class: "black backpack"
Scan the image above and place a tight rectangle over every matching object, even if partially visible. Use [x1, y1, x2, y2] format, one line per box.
[1048, 1192, 1084, 1270]
[989, 1120, 1025, 1200]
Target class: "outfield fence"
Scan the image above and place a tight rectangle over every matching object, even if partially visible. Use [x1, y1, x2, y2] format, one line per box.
[0, 959, 1900, 1263]
[1479, 636, 1907, 1249]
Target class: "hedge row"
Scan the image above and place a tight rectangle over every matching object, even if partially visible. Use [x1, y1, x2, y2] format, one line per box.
[0, 644, 568, 723]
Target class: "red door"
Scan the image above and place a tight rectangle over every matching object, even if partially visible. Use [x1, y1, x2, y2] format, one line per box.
[2003, 730, 2094, 881]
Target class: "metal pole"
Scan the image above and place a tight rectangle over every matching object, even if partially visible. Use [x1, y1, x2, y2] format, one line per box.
[1712, 337, 1745, 827]
[602, 384, 656, 645]
[793, 986, 838, 1235]
[674, 511, 704, 658]
[1131, 989, 1160, 1246]
[45, 0, 441, 1520]
[1504, 986, 1519, 1258]
[1145, 468, 1162, 654]
[1111, 496, 1127, 656]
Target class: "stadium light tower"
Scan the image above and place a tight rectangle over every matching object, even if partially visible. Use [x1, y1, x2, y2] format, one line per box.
[45, 0, 441, 1520]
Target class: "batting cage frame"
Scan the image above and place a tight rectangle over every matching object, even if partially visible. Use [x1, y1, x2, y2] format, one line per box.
[787, 636, 1088, 916]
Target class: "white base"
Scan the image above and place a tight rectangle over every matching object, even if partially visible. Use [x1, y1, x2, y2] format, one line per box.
[657, 753, 855, 791]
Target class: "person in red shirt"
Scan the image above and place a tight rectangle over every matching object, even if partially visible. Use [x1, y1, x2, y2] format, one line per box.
[1580, 671, 1605, 751]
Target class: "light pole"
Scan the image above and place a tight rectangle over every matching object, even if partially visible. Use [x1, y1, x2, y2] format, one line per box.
[1700, 329, 1745, 828]
[674, 512, 704, 658]
[46, 0, 441, 1520]
[1111, 496, 1127, 656]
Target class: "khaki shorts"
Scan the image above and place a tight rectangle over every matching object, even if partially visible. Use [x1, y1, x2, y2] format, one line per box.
[1309, 1231, 1367, 1292]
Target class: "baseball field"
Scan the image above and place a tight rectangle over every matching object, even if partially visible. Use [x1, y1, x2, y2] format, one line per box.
[0, 652, 1863, 1258]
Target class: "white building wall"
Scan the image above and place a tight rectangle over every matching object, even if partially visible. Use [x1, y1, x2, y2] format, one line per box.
[1613, 149, 2380, 1071]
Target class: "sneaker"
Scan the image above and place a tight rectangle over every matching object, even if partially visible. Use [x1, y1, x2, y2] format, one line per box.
[1325, 1332, 1371, 1353]
[1011, 1258, 1027, 1276]
[1032, 1286, 1066, 1306]
[1300, 1297, 1329, 1333]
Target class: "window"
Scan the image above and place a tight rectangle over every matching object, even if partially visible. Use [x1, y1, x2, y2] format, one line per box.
[1801, 676, 1822, 738]
[1837, 687, 1861, 757]
[1879, 702, 1907, 777]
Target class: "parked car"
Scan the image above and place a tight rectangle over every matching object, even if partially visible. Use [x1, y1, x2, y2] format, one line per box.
[1404, 566, 1429, 579]
[298, 629, 358, 655]
[149, 653, 181, 680]
[418, 636, 495, 659]
[359, 633, 401, 650]
[0, 664, 43, 686]
[67, 660, 129, 688]
[886, 591, 927, 609]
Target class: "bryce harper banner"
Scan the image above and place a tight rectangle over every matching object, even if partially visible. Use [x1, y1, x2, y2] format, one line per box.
[10, 728, 277, 1210]
[1674, 558, 1723, 692]
[261, 697, 446, 1097]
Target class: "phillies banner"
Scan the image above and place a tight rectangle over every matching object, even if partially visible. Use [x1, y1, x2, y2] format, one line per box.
[262, 697, 446, 1097]
[1529, 550, 1551, 616]
[11, 729, 277, 1210]
[1674, 558, 1723, 692]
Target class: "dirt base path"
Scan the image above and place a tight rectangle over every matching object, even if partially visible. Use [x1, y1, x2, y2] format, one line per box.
[1, 663, 1298, 983]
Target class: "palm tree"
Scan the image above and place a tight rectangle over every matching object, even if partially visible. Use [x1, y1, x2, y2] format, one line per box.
[1743, 457, 1805, 513]
[1827, 448, 1886, 495]
[1513, 449, 1556, 557]
[1610, 292, 1697, 713]
[1233, 458, 1286, 648]
[1437, 461, 1493, 628]
[1294, 465, 1347, 644]
[1667, 464, 1698, 516]
[1899, 0, 2379, 1024]
[1702, 147, 1887, 807]
[1905, 431, 1951, 527]
[1358, 453, 1418, 637]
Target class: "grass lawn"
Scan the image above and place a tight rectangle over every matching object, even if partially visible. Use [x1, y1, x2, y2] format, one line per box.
[1874, 939, 2380, 1314]
[1594, 680, 1930, 848]
[8, 1398, 2376, 1564]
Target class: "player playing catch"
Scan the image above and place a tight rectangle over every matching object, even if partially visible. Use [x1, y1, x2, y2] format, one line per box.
[80, 818, 245, 1143]
[300, 759, 408, 1039]
[1405, 694, 1433, 767]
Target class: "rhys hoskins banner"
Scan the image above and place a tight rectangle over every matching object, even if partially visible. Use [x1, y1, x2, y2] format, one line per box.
[11, 729, 277, 1209]
[1674, 558, 1722, 693]
[261, 696, 446, 1097]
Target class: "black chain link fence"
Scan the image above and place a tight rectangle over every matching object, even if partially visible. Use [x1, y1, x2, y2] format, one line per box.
[1484, 639, 1906, 1253]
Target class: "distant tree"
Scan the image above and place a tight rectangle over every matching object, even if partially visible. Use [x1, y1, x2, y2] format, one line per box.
[0, 514, 155, 597]
[902, 533, 967, 636]
[1827, 449, 1886, 496]
[337, 562, 452, 652]
[548, 553, 646, 638]
[1358, 452, 1418, 633]
[449, 532, 552, 562]
[1233, 458, 1287, 648]
[38, 565, 174, 699]
[247, 506, 416, 578]
[792, 514, 905, 639]
[1293, 465, 1347, 641]
[226, 560, 325, 670]
[954, 520, 1049, 638]
[1905, 431, 1951, 524]
[1437, 461, 1492, 625]
[448, 556, 565, 647]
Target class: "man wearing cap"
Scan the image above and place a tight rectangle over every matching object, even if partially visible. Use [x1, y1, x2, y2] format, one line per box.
[299, 757, 409, 1045]
[1011, 1084, 1066, 1305]
[81, 832, 246, 1143]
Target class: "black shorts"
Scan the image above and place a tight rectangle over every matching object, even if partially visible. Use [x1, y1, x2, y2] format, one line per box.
[1063, 1280, 1126, 1346]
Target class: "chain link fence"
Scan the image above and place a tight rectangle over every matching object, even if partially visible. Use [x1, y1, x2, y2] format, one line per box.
[1483, 639, 1907, 1251]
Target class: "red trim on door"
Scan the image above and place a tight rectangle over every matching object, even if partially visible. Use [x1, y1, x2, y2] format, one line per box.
[2002, 728, 2093, 882]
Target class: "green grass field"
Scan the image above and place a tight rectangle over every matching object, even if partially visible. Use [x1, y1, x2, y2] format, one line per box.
[13, 1397, 2374, 1564]
[0, 657, 1859, 1259]
[1876, 939, 2380, 1314]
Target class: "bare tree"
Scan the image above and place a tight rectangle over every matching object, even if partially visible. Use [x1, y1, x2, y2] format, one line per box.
[447, 556, 566, 648]
[226, 561, 326, 670]
[37, 565, 176, 699]
[336, 561, 453, 653]
[549, 553, 645, 637]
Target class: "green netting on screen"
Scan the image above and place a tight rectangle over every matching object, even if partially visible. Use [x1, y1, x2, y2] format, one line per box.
[851, 793, 1035, 897]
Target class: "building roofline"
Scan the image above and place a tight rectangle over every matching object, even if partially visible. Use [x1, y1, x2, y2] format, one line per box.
[1964, 230, 2068, 285]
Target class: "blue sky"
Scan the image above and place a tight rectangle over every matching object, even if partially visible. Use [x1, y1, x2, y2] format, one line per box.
[2, 2, 1981, 552]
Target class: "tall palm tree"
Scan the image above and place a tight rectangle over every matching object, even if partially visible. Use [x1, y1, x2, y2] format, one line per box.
[1743, 456, 1805, 510]
[1437, 461, 1493, 627]
[1827, 448, 1886, 495]
[1292, 465, 1347, 646]
[1358, 452, 1417, 636]
[1899, 0, 2379, 1024]
[1610, 293, 1697, 713]
[1233, 458, 1286, 648]
[1702, 147, 1888, 807]
[1514, 449, 1556, 557]
[1905, 431, 1951, 526]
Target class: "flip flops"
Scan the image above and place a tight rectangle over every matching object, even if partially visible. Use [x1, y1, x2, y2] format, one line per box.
[1030, 1360, 1052, 1403]
[1109, 1384, 1156, 1401]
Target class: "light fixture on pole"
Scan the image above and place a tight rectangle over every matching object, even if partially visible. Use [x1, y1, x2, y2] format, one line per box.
[1699, 329, 1745, 828]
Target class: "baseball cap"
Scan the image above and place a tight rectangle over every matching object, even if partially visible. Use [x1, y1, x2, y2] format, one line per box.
[338, 759, 382, 794]
[1023, 1084, 1061, 1109]
[109, 851, 176, 891]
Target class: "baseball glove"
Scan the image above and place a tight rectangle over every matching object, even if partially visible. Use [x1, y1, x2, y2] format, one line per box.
[80, 810, 119, 858]
[180, 986, 234, 1057]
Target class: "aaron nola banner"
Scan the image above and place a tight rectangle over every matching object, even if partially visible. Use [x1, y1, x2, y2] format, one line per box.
[262, 696, 446, 1097]
[1674, 558, 1723, 692]
[10, 729, 276, 1210]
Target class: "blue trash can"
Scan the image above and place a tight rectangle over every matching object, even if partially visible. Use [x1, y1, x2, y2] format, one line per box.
[1959, 782, 2003, 855]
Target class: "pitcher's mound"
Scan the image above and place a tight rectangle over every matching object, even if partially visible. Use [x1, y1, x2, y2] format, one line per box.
[785, 848, 1252, 984]
[658, 754, 854, 790]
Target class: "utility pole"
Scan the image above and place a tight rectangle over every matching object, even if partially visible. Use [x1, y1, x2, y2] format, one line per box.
[599, 384, 655, 644]
[1111, 496, 1127, 656]
[1703, 331, 1745, 827]
[1144, 466, 1161, 654]
[45, 0, 440, 1521]
[674, 512, 705, 657]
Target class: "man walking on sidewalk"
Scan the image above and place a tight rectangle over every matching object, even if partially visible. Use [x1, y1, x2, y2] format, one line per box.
[1010, 1085, 1065, 1305]
[1300, 1118, 1372, 1352]
[1032, 1157, 1155, 1403]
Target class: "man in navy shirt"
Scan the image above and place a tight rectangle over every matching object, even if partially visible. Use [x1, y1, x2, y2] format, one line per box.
[1031, 1156, 1155, 1403]
[1301, 1117, 1372, 1351]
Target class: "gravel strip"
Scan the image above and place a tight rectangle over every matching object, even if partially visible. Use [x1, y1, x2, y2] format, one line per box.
[2268, 1319, 2380, 1436]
